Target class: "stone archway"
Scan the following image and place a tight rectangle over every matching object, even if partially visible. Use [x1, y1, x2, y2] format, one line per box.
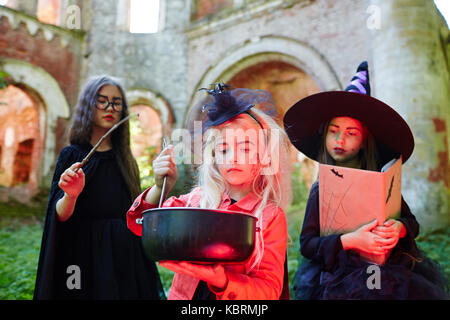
[187, 35, 342, 118]
[130, 105, 163, 158]
[127, 89, 174, 139]
[0, 85, 43, 193]
[227, 60, 320, 118]
[126, 89, 174, 188]
[0, 58, 70, 187]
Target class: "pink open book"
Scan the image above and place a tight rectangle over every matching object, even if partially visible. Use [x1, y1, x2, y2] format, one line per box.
[319, 156, 402, 265]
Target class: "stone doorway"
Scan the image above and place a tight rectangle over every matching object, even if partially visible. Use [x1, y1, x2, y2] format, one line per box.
[12, 138, 34, 185]
[0, 84, 44, 200]
[227, 60, 320, 120]
[130, 104, 163, 188]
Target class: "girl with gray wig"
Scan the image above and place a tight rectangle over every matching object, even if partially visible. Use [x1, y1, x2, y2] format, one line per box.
[34, 75, 165, 299]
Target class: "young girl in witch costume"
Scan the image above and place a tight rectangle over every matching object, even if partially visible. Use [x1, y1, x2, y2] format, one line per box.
[284, 62, 448, 300]
[127, 84, 290, 300]
[34, 75, 165, 299]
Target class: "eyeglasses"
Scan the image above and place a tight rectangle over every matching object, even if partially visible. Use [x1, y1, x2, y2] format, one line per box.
[95, 96, 123, 112]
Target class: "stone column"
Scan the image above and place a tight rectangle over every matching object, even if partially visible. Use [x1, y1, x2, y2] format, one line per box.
[370, 0, 450, 229]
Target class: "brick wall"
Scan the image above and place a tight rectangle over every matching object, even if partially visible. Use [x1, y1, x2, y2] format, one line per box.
[0, 14, 83, 105]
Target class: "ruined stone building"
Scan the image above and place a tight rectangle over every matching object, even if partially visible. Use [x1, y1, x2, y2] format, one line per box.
[0, 0, 448, 229]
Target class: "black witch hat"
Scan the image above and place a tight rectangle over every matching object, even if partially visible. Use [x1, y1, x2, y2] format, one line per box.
[283, 61, 415, 164]
[200, 82, 277, 132]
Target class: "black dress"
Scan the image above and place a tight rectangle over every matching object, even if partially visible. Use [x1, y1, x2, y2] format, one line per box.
[293, 181, 448, 300]
[34, 143, 166, 300]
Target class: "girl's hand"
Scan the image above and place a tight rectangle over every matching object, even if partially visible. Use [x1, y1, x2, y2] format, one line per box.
[371, 219, 405, 250]
[153, 145, 178, 194]
[58, 162, 85, 199]
[341, 219, 392, 255]
[159, 261, 228, 291]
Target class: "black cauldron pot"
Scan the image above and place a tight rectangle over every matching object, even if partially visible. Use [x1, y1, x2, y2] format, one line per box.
[140, 208, 257, 263]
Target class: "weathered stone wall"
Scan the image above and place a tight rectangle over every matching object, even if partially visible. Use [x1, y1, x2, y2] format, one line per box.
[186, 0, 371, 104]
[0, 5, 83, 105]
[370, 0, 450, 227]
[0, 4, 83, 198]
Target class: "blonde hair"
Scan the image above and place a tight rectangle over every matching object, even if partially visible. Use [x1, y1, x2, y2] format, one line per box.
[193, 108, 291, 271]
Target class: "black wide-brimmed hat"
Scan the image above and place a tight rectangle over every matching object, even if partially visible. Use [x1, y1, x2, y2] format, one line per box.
[283, 61, 415, 164]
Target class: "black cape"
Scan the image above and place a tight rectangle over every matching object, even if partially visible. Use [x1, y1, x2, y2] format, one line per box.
[34, 143, 165, 299]
[293, 181, 448, 300]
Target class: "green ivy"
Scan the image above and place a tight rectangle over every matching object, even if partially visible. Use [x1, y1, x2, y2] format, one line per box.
[0, 70, 10, 90]
[0, 70, 10, 106]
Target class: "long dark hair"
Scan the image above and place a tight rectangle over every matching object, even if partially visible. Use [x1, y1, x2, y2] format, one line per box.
[318, 119, 380, 171]
[67, 75, 141, 200]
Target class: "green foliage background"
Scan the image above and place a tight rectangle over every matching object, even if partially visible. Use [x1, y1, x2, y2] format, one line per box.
[0, 219, 42, 299]
[0, 70, 10, 89]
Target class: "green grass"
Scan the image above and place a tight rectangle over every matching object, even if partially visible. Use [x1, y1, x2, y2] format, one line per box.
[286, 202, 306, 297]
[157, 265, 174, 297]
[0, 198, 47, 219]
[416, 229, 450, 280]
[0, 219, 42, 299]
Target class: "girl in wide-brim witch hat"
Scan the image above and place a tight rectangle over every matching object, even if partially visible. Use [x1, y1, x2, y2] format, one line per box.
[284, 61, 448, 300]
[284, 61, 414, 168]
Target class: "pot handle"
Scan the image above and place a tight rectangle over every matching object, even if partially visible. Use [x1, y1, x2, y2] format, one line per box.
[136, 218, 143, 225]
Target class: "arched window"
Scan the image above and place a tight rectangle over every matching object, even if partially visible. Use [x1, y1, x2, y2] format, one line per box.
[129, 104, 163, 189]
[434, 0, 450, 25]
[129, 0, 160, 33]
[130, 104, 163, 158]
[13, 138, 34, 185]
[0, 84, 42, 188]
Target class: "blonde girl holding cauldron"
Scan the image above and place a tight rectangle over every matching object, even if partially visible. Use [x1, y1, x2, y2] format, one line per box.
[127, 84, 291, 300]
